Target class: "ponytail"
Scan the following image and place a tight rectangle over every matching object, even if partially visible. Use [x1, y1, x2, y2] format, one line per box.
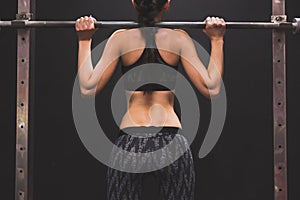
[135, 0, 167, 46]
[134, 0, 168, 94]
[135, 0, 167, 27]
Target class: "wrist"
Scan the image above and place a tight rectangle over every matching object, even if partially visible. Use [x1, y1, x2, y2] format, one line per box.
[78, 39, 92, 45]
[210, 37, 224, 44]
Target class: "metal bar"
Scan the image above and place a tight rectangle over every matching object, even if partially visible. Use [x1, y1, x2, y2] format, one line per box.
[0, 20, 298, 31]
[272, 0, 288, 200]
[15, 0, 32, 200]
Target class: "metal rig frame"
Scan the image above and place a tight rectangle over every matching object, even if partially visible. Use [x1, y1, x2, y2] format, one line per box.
[9, 0, 293, 199]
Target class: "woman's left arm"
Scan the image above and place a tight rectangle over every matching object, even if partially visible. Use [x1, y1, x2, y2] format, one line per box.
[76, 16, 124, 95]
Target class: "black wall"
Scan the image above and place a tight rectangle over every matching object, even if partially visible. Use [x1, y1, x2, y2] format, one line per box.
[1, 0, 300, 200]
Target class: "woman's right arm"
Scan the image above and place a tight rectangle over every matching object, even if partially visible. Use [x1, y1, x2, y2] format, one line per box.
[178, 17, 226, 98]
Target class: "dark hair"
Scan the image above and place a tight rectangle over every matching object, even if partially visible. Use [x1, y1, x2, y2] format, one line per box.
[134, 0, 167, 27]
[134, 0, 168, 94]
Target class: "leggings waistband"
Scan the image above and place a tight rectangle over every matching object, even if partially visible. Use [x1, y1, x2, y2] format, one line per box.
[119, 126, 182, 137]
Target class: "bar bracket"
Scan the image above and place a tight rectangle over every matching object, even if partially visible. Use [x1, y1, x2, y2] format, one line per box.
[13, 13, 33, 28]
[271, 15, 287, 23]
[16, 12, 33, 20]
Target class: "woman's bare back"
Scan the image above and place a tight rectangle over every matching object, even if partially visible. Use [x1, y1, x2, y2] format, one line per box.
[118, 28, 182, 129]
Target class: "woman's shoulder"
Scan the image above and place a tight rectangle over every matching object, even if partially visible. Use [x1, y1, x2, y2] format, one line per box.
[111, 29, 128, 37]
[160, 29, 192, 46]
[173, 29, 189, 36]
[109, 28, 141, 40]
[156, 28, 191, 42]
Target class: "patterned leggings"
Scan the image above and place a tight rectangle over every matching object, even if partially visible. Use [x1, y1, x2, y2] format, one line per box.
[106, 126, 195, 200]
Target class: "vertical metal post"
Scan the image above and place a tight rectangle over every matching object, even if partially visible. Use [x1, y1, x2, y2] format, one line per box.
[15, 0, 32, 199]
[272, 0, 288, 200]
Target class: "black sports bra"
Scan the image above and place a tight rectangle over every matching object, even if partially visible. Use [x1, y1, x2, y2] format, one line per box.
[121, 46, 179, 92]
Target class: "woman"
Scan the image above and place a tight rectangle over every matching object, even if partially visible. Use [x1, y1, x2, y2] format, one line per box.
[75, 0, 225, 199]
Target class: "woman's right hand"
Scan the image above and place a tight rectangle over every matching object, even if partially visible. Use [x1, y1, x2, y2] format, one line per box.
[75, 15, 98, 41]
[203, 16, 226, 41]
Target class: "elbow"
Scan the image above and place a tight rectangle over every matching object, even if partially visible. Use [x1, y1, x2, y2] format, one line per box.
[80, 87, 96, 97]
[206, 80, 222, 98]
[209, 82, 222, 98]
[80, 88, 92, 97]
[208, 88, 221, 98]
[79, 77, 103, 96]
[205, 79, 219, 91]
[202, 86, 221, 99]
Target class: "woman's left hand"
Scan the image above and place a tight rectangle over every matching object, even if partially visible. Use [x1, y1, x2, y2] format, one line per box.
[75, 15, 98, 41]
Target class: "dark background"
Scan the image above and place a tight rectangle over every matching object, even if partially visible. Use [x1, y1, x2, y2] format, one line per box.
[1, 0, 300, 199]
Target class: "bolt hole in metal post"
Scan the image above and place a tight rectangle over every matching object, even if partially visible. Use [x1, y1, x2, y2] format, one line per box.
[19, 123, 24, 129]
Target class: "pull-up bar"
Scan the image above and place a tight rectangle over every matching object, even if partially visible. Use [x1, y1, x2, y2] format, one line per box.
[0, 18, 299, 33]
